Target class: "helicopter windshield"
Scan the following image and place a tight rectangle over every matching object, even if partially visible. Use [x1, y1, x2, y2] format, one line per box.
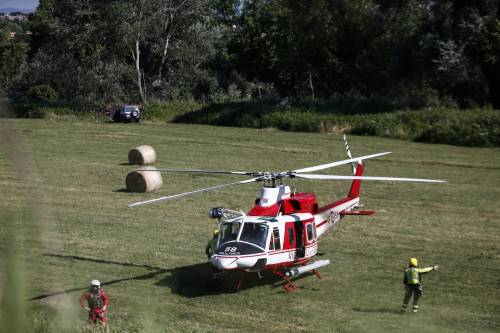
[219, 221, 242, 244]
[239, 222, 269, 249]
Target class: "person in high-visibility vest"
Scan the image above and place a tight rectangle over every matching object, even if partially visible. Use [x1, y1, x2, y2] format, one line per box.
[401, 258, 438, 313]
[205, 230, 219, 259]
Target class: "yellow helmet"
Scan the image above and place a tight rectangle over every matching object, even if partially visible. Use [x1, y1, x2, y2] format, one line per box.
[213, 229, 219, 237]
[409, 258, 418, 267]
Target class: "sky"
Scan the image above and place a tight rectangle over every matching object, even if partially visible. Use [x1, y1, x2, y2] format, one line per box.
[0, 0, 38, 9]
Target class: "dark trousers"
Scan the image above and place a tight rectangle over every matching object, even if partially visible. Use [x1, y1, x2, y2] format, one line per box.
[401, 284, 422, 311]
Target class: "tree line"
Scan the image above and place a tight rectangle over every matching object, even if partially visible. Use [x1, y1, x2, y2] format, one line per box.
[1, 0, 499, 111]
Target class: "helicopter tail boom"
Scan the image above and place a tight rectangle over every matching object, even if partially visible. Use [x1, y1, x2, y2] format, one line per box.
[348, 162, 364, 198]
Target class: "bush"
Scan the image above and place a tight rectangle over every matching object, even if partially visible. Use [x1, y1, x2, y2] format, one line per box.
[9, 93, 105, 120]
[174, 99, 500, 147]
[262, 110, 323, 132]
[350, 119, 381, 136]
[34, 106, 74, 119]
[414, 109, 500, 147]
[27, 85, 59, 102]
[142, 101, 204, 122]
[348, 108, 500, 146]
[174, 100, 279, 127]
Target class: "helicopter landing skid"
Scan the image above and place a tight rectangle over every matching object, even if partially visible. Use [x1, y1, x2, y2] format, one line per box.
[274, 271, 298, 292]
[312, 269, 323, 279]
[235, 271, 246, 291]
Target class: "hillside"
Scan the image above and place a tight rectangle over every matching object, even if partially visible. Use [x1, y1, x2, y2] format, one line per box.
[0, 8, 34, 14]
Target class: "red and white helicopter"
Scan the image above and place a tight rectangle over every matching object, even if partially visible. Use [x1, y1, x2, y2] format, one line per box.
[129, 135, 445, 291]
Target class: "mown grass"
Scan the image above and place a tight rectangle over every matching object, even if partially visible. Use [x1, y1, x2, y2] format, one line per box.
[0, 119, 499, 333]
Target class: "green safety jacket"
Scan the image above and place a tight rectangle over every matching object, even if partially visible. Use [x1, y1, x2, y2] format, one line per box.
[206, 238, 218, 257]
[404, 266, 435, 285]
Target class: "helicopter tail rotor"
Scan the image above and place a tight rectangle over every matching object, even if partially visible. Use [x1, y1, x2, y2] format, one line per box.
[343, 134, 357, 176]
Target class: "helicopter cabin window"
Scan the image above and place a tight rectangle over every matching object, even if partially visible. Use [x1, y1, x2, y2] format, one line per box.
[287, 227, 294, 245]
[220, 221, 241, 244]
[306, 223, 315, 242]
[239, 222, 269, 249]
[271, 227, 281, 250]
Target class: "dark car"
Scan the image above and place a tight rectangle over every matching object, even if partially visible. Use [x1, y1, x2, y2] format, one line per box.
[110, 105, 141, 122]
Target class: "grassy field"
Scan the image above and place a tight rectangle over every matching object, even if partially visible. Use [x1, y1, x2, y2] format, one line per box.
[0, 119, 499, 333]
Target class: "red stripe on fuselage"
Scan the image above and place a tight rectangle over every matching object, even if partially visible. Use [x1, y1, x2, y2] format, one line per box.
[315, 219, 328, 228]
[317, 197, 353, 213]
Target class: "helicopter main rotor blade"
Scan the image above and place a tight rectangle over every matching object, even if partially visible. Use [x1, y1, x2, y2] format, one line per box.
[137, 169, 257, 175]
[294, 173, 446, 183]
[292, 152, 391, 173]
[128, 178, 258, 207]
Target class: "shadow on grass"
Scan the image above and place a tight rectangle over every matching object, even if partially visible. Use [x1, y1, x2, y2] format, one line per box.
[30, 253, 321, 300]
[29, 269, 169, 301]
[156, 262, 322, 297]
[29, 254, 169, 301]
[157, 262, 284, 297]
[352, 307, 401, 315]
[43, 253, 164, 270]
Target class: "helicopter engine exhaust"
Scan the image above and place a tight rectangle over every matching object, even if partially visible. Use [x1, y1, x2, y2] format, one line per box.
[208, 207, 225, 219]
[285, 259, 330, 278]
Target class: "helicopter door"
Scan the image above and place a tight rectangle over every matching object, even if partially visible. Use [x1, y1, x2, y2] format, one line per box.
[294, 220, 305, 258]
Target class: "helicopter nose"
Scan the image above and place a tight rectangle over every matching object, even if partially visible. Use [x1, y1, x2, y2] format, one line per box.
[211, 256, 238, 270]
[211, 256, 259, 270]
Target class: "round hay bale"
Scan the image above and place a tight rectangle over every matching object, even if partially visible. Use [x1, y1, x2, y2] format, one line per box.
[125, 167, 162, 193]
[128, 145, 156, 165]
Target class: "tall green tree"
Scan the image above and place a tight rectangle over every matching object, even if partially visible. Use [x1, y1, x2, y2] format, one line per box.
[21, 0, 500, 108]
[0, 19, 28, 91]
[231, 0, 385, 98]
[26, 0, 217, 108]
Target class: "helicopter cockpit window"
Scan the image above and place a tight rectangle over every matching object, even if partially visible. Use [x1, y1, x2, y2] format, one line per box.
[220, 221, 241, 244]
[239, 222, 269, 249]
